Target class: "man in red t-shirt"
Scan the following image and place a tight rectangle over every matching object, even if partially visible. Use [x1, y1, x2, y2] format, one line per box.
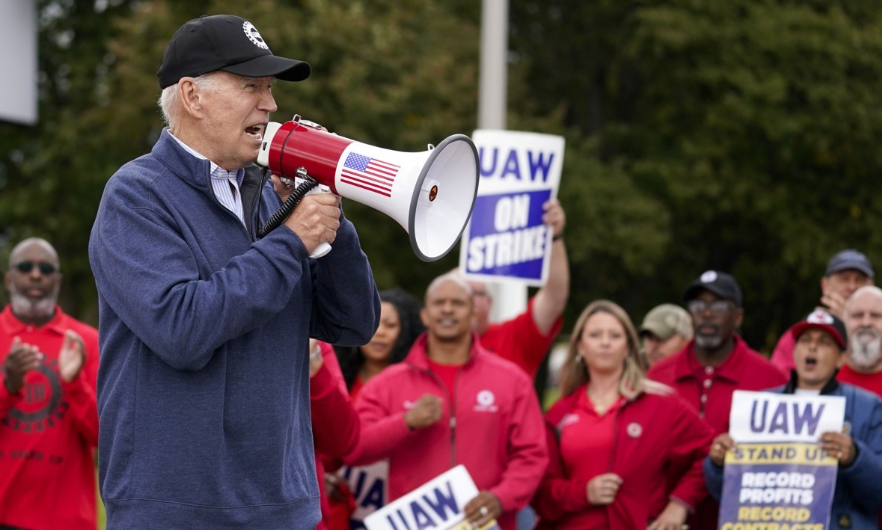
[0, 238, 99, 530]
[648, 270, 787, 530]
[464, 199, 569, 378]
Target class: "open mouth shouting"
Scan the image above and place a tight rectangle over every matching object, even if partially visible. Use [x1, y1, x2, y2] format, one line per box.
[245, 124, 265, 140]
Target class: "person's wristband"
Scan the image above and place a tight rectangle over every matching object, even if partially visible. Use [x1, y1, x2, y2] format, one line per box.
[552, 232, 564, 242]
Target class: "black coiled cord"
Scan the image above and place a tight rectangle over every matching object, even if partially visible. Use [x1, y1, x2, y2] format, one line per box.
[258, 176, 320, 239]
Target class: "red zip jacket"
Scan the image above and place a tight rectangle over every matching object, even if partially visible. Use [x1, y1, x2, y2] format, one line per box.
[0, 305, 99, 530]
[533, 384, 714, 530]
[346, 332, 548, 530]
[312, 341, 360, 530]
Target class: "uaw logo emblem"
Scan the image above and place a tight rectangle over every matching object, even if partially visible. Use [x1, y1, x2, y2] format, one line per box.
[1, 358, 67, 433]
[473, 390, 498, 413]
[242, 21, 270, 50]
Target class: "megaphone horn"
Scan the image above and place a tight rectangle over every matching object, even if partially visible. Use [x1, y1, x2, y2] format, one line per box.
[257, 115, 479, 262]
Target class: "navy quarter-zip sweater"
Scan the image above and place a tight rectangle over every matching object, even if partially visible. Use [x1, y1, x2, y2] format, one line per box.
[89, 129, 380, 529]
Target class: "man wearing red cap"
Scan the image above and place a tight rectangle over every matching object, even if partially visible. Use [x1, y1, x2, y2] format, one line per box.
[705, 309, 882, 530]
[89, 15, 380, 530]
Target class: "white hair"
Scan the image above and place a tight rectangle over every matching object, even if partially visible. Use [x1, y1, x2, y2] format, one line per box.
[846, 285, 882, 316]
[157, 73, 223, 130]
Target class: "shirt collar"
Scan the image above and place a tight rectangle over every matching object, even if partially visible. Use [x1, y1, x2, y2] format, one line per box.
[0, 304, 68, 336]
[674, 335, 750, 383]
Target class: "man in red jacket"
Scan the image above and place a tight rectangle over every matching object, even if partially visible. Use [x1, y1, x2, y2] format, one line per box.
[647, 270, 787, 530]
[346, 273, 548, 530]
[0, 238, 99, 530]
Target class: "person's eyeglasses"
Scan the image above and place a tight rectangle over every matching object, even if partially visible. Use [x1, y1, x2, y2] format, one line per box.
[15, 261, 57, 275]
[687, 299, 731, 315]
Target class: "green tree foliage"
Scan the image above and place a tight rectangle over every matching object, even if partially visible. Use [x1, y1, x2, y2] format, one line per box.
[510, 0, 882, 349]
[3, 0, 881, 352]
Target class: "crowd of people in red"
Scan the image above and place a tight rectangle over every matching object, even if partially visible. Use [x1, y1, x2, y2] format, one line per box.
[4, 218, 882, 530]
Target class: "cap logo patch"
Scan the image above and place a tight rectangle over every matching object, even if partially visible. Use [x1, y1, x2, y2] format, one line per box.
[243, 21, 269, 50]
[700, 270, 718, 283]
[807, 310, 834, 325]
[627, 422, 642, 438]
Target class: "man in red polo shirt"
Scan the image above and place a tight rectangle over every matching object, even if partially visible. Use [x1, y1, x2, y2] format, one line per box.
[0, 238, 99, 530]
[647, 270, 787, 530]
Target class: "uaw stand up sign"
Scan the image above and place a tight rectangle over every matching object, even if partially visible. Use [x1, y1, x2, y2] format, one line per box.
[459, 130, 565, 286]
[718, 391, 845, 530]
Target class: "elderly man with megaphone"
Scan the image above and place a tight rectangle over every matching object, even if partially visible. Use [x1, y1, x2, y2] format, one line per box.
[88, 14, 394, 530]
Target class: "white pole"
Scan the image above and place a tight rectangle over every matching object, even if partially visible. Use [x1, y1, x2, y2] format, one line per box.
[478, 0, 527, 323]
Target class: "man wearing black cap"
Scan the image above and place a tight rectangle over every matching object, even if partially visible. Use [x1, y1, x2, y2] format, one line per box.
[647, 270, 787, 530]
[705, 309, 882, 530]
[89, 15, 380, 530]
[771, 249, 875, 374]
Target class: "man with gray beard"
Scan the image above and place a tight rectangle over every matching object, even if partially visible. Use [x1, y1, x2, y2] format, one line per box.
[0, 238, 99, 530]
[839, 285, 882, 397]
[647, 270, 786, 530]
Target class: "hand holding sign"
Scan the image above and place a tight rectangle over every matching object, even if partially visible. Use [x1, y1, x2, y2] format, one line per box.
[405, 394, 443, 430]
[464, 491, 502, 528]
[542, 198, 565, 239]
[818, 431, 855, 466]
[710, 433, 739, 467]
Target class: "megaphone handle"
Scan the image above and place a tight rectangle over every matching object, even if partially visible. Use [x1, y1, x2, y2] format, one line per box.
[302, 183, 334, 258]
[310, 242, 332, 258]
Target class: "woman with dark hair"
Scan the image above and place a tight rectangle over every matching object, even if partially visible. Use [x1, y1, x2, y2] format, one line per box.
[532, 300, 714, 530]
[335, 287, 425, 396]
[324, 287, 424, 530]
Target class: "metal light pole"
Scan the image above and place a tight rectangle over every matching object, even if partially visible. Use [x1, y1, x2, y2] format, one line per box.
[477, 0, 527, 322]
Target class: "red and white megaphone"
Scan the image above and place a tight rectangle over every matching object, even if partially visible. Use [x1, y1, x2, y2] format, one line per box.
[257, 115, 479, 262]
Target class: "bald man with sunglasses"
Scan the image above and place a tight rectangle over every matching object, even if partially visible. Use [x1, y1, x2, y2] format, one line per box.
[0, 237, 99, 530]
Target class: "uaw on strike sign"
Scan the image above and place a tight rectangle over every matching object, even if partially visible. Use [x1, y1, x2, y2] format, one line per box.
[459, 130, 565, 286]
[718, 391, 845, 530]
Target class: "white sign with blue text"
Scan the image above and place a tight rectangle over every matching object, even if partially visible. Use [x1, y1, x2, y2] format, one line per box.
[729, 390, 845, 443]
[459, 130, 565, 286]
[364, 465, 498, 530]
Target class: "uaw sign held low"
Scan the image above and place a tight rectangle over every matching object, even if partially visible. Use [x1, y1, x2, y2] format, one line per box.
[459, 130, 565, 286]
[718, 391, 845, 530]
[364, 465, 499, 530]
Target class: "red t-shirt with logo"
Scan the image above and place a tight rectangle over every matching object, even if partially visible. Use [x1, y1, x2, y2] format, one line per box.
[0, 305, 99, 530]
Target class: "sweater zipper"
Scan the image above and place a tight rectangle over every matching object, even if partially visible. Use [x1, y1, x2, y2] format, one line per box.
[606, 401, 624, 530]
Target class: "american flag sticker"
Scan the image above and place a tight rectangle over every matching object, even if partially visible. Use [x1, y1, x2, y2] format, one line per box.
[340, 152, 400, 197]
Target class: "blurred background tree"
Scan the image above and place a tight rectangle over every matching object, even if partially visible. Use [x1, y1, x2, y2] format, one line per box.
[2, 0, 882, 353]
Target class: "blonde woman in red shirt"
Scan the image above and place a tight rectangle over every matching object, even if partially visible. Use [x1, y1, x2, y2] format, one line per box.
[533, 300, 714, 530]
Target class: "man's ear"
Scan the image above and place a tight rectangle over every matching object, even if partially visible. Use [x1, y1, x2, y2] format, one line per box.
[734, 307, 744, 329]
[178, 78, 204, 117]
[420, 307, 429, 328]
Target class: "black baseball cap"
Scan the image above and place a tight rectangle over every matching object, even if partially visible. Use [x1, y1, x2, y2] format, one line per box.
[825, 249, 874, 279]
[157, 15, 311, 89]
[790, 309, 848, 350]
[683, 270, 743, 307]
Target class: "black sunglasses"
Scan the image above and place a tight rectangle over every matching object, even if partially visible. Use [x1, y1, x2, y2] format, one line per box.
[15, 261, 58, 275]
